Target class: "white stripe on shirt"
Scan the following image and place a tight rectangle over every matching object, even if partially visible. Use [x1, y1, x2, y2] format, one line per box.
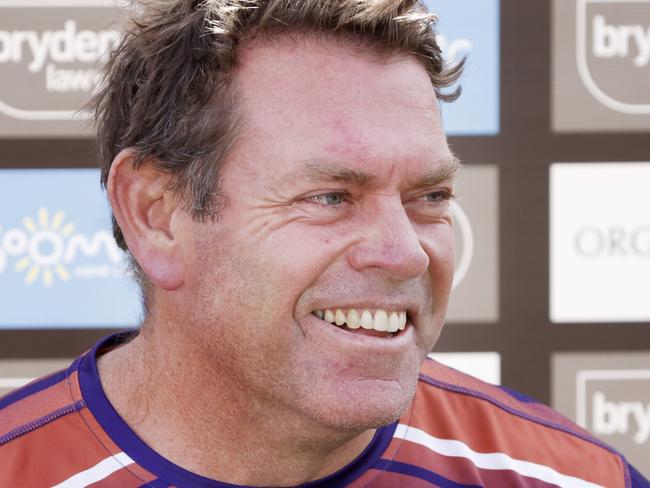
[52, 452, 135, 488]
[394, 424, 605, 488]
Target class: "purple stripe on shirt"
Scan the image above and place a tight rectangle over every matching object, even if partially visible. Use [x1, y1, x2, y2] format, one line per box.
[0, 369, 68, 410]
[373, 459, 483, 488]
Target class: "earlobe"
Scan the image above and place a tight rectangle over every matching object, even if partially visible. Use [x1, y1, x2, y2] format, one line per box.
[107, 149, 185, 291]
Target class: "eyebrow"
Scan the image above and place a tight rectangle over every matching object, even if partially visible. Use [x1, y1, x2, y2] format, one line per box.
[292, 156, 461, 188]
[410, 155, 462, 189]
[299, 160, 374, 186]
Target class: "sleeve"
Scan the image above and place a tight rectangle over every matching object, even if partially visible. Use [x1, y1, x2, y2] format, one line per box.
[630, 463, 650, 488]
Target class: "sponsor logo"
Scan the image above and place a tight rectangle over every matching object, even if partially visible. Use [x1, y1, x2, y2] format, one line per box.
[550, 163, 650, 322]
[0, 0, 121, 125]
[0, 207, 124, 287]
[574, 226, 650, 257]
[577, 369, 650, 444]
[553, 0, 650, 132]
[0, 169, 139, 328]
[0, 19, 118, 86]
[577, 0, 650, 113]
[553, 353, 650, 478]
[591, 15, 650, 67]
[436, 33, 472, 64]
[423, 0, 500, 135]
[592, 391, 650, 444]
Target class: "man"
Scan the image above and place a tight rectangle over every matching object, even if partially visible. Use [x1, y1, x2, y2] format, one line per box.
[0, 1, 647, 486]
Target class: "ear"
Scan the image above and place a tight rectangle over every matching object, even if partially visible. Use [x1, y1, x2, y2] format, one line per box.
[107, 149, 185, 290]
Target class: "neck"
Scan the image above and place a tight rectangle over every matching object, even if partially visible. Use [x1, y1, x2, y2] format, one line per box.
[97, 324, 377, 485]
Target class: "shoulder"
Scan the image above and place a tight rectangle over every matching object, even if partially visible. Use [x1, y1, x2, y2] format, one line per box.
[415, 357, 593, 437]
[0, 359, 84, 445]
[0, 334, 154, 487]
[0, 358, 90, 484]
[404, 358, 644, 487]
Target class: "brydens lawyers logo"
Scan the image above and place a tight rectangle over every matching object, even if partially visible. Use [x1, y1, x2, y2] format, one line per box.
[578, 371, 650, 445]
[552, 353, 650, 479]
[0, 0, 121, 122]
[0, 207, 123, 287]
[577, 0, 650, 113]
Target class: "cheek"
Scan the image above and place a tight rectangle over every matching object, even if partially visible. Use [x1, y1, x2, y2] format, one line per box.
[421, 225, 456, 283]
[204, 225, 339, 314]
[264, 224, 345, 273]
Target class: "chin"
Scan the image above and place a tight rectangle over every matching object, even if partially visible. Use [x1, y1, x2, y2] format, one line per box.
[303, 375, 418, 433]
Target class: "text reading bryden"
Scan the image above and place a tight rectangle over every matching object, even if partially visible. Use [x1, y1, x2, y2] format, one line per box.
[0, 20, 121, 93]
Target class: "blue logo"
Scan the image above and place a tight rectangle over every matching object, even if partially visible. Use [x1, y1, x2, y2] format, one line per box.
[0, 169, 141, 328]
[424, 0, 500, 136]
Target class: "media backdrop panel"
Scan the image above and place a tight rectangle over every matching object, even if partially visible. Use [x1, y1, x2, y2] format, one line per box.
[0, 0, 648, 473]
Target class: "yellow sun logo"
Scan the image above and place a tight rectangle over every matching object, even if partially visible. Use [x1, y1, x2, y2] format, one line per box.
[14, 207, 76, 287]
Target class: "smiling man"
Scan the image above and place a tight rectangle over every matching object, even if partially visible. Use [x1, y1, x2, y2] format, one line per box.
[0, 1, 648, 487]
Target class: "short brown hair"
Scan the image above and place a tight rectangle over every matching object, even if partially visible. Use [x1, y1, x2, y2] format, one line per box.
[94, 0, 464, 299]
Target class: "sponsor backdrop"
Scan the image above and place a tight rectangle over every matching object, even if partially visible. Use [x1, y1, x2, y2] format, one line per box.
[0, 169, 140, 327]
[553, 0, 650, 131]
[553, 353, 650, 478]
[1, 0, 649, 471]
[0, 358, 71, 397]
[0, 0, 123, 137]
[424, 0, 500, 136]
[430, 352, 501, 385]
[446, 165, 499, 323]
[550, 163, 650, 323]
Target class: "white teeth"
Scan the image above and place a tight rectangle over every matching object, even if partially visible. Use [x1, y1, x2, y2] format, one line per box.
[360, 310, 374, 329]
[324, 309, 335, 323]
[346, 309, 360, 329]
[313, 308, 408, 334]
[334, 309, 346, 326]
[373, 310, 388, 331]
[388, 312, 400, 333]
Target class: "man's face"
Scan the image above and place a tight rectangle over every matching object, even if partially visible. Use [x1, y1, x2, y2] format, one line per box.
[179, 37, 456, 432]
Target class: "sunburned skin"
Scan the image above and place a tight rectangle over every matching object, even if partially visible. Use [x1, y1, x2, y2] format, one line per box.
[100, 34, 458, 486]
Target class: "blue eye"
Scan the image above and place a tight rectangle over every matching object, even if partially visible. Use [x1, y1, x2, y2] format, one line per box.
[309, 192, 345, 206]
[423, 190, 453, 203]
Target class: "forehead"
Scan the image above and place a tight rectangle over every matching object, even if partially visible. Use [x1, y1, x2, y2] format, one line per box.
[229, 35, 450, 180]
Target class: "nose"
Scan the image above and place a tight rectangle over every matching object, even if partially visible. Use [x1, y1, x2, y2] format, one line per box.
[346, 196, 430, 280]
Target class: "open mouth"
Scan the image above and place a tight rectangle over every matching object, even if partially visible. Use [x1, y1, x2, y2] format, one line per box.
[311, 308, 407, 338]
